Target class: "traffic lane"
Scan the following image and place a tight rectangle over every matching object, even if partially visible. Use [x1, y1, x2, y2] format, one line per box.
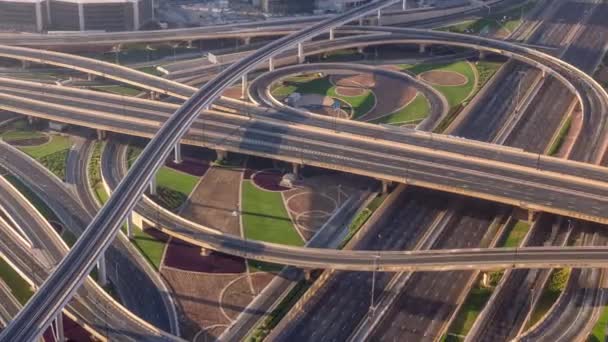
[4, 78, 608, 188]
[369, 207, 496, 341]
[4, 91, 608, 209]
[273, 190, 446, 341]
[4, 93, 607, 223]
[0, 142, 176, 334]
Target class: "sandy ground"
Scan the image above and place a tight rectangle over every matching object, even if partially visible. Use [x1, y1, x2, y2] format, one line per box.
[420, 70, 468, 86]
[330, 70, 417, 121]
[284, 171, 372, 240]
[180, 166, 242, 236]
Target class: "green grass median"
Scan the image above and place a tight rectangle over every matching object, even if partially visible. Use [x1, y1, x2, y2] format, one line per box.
[241, 181, 303, 246]
[271, 74, 376, 118]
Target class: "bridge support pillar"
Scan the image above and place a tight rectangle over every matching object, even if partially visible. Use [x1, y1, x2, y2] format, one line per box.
[329, 27, 335, 41]
[481, 272, 489, 287]
[186, 40, 193, 49]
[216, 149, 227, 163]
[241, 37, 251, 46]
[241, 74, 248, 99]
[150, 91, 159, 100]
[20, 60, 31, 69]
[125, 214, 134, 239]
[297, 42, 305, 64]
[419, 44, 427, 54]
[528, 209, 538, 223]
[173, 143, 182, 164]
[97, 254, 107, 286]
[268, 57, 275, 71]
[27, 116, 34, 125]
[357, 46, 365, 54]
[304, 269, 313, 281]
[381, 180, 391, 194]
[54, 312, 64, 342]
[402, 0, 407, 10]
[292, 163, 300, 177]
[96, 129, 106, 141]
[87, 73, 96, 81]
[479, 50, 487, 60]
[541, 69, 547, 78]
[200, 247, 210, 256]
[149, 176, 157, 196]
[359, 17, 364, 26]
[78, 3, 85, 31]
[377, 9, 382, 25]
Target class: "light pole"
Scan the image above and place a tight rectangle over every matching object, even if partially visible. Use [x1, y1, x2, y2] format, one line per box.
[370, 254, 380, 316]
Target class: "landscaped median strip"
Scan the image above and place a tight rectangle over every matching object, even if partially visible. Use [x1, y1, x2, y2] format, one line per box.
[443, 220, 531, 341]
[246, 190, 388, 342]
[1, 125, 72, 180]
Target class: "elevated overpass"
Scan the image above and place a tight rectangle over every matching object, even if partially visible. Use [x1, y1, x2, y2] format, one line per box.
[1, 29, 608, 225]
[0, 1, 406, 340]
[4, 2, 608, 339]
[0, 0, 520, 47]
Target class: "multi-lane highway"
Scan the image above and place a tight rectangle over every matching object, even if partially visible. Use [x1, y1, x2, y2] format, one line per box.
[1, 1, 608, 340]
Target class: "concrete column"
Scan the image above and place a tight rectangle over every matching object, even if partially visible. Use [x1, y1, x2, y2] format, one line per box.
[528, 209, 538, 222]
[96, 129, 106, 141]
[329, 27, 335, 41]
[126, 214, 133, 239]
[78, 3, 85, 31]
[359, 17, 364, 26]
[377, 9, 382, 25]
[479, 50, 487, 60]
[46, 0, 51, 24]
[216, 149, 227, 162]
[97, 254, 107, 286]
[402, 0, 407, 10]
[87, 73, 95, 81]
[304, 269, 313, 281]
[357, 46, 365, 54]
[541, 69, 547, 78]
[200, 247, 210, 256]
[132, 2, 140, 30]
[35, 2, 43, 32]
[419, 44, 427, 54]
[54, 312, 64, 342]
[21, 60, 31, 69]
[149, 176, 157, 196]
[297, 42, 304, 64]
[268, 57, 275, 71]
[174, 143, 182, 164]
[241, 74, 248, 99]
[150, 91, 158, 100]
[242, 37, 251, 46]
[27, 116, 34, 125]
[292, 163, 300, 177]
[381, 180, 390, 194]
[481, 272, 489, 287]
[186, 40, 193, 48]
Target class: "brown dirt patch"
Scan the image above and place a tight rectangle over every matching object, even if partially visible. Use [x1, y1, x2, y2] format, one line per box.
[165, 157, 210, 177]
[283, 173, 373, 240]
[420, 70, 467, 86]
[286, 192, 336, 214]
[220, 273, 274, 321]
[334, 86, 366, 97]
[161, 269, 238, 340]
[6, 136, 49, 146]
[179, 166, 242, 236]
[252, 169, 290, 192]
[163, 237, 246, 273]
[331, 73, 376, 88]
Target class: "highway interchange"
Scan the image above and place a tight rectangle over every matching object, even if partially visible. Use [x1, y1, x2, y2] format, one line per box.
[0, 0, 607, 340]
